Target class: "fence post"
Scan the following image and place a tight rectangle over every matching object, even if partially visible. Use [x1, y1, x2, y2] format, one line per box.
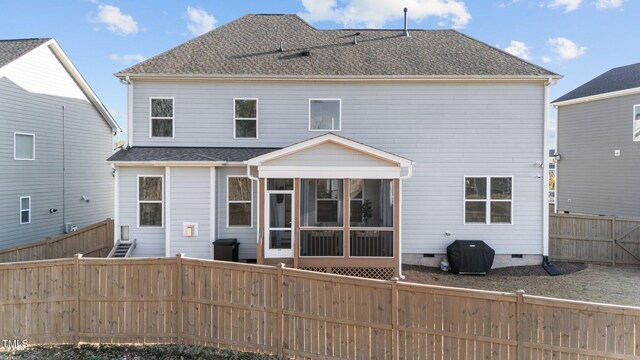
[277, 263, 285, 357]
[612, 217, 616, 266]
[73, 253, 83, 346]
[516, 289, 525, 359]
[390, 277, 400, 360]
[176, 253, 184, 345]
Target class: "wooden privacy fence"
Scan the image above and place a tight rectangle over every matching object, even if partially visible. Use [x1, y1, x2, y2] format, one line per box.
[1, 256, 640, 359]
[550, 213, 640, 266]
[0, 219, 113, 263]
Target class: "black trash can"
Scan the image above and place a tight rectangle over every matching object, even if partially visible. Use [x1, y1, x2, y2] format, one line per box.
[213, 238, 239, 262]
[446, 240, 495, 274]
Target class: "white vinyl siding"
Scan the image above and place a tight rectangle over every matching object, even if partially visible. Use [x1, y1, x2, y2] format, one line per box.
[19, 196, 31, 224]
[14, 132, 34, 160]
[131, 81, 545, 255]
[309, 99, 341, 131]
[227, 175, 252, 227]
[149, 97, 174, 138]
[234, 98, 258, 139]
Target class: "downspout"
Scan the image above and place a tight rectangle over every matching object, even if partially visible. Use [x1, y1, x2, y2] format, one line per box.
[246, 164, 260, 257]
[542, 78, 555, 259]
[62, 105, 66, 231]
[397, 163, 414, 279]
[120, 76, 133, 147]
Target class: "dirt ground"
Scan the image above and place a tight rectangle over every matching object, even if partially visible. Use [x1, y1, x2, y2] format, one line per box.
[0, 344, 278, 360]
[403, 262, 640, 307]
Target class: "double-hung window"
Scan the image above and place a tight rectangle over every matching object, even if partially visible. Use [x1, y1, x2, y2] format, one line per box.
[228, 176, 252, 227]
[14, 133, 35, 160]
[138, 176, 163, 227]
[634, 105, 640, 141]
[309, 99, 341, 131]
[150, 98, 174, 138]
[464, 177, 513, 224]
[234, 99, 258, 139]
[19, 196, 31, 224]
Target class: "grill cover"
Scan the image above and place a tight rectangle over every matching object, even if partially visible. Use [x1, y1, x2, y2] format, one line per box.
[446, 240, 495, 274]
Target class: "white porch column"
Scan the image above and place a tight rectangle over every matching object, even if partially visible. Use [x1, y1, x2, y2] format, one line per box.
[210, 166, 216, 259]
[165, 166, 171, 257]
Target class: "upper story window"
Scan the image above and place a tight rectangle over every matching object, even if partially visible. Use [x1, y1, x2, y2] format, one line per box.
[309, 99, 341, 131]
[150, 98, 174, 138]
[20, 196, 31, 224]
[234, 99, 258, 139]
[634, 105, 640, 141]
[228, 176, 252, 227]
[464, 176, 513, 224]
[14, 133, 35, 160]
[138, 176, 163, 227]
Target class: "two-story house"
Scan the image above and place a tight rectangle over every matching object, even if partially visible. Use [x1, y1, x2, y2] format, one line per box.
[553, 62, 640, 218]
[0, 38, 120, 249]
[109, 14, 559, 278]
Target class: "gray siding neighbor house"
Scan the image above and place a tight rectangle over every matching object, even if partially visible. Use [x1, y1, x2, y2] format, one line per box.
[553, 62, 640, 218]
[109, 14, 559, 277]
[0, 38, 120, 249]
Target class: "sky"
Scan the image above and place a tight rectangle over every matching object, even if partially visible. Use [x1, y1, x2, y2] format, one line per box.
[1, 0, 639, 147]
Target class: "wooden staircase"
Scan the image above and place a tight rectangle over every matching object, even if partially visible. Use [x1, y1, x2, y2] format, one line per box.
[108, 239, 136, 258]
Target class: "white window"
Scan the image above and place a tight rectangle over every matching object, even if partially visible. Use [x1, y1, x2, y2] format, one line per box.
[464, 177, 513, 224]
[309, 99, 341, 131]
[149, 98, 174, 138]
[20, 196, 31, 224]
[138, 176, 163, 227]
[234, 98, 258, 139]
[633, 105, 640, 141]
[14, 133, 35, 160]
[228, 176, 252, 227]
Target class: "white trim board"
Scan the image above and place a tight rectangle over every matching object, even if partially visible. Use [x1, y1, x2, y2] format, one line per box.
[553, 86, 640, 107]
[246, 133, 413, 168]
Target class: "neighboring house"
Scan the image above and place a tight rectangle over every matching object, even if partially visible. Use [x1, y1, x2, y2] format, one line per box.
[553, 62, 640, 218]
[109, 14, 559, 277]
[0, 38, 120, 249]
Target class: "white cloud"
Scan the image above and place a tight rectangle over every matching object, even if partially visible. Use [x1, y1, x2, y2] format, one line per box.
[110, 54, 146, 65]
[94, 4, 138, 35]
[595, 0, 623, 9]
[298, 0, 471, 29]
[186, 7, 216, 36]
[548, 37, 587, 60]
[542, 56, 552, 63]
[548, 0, 582, 12]
[504, 40, 531, 60]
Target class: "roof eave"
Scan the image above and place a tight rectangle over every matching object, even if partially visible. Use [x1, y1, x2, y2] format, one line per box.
[46, 40, 121, 133]
[114, 73, 562, 82]
[552, 86, 640, 107]
[109, 160, 246, 167]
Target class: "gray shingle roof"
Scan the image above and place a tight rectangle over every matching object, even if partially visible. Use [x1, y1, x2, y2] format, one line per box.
[117, 14, 557, 78]
[0, 38, 50, 68]
[107, 147, 280, 163]
[553, 62, 640, 103]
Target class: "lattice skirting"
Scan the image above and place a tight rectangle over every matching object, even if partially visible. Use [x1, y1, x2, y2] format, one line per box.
[300, 266, 395, 280]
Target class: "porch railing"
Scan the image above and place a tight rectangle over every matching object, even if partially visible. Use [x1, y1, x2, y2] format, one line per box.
[299, 229, 393, 257]
[350, 230, 393, 257]
[299, 230, 343, 257]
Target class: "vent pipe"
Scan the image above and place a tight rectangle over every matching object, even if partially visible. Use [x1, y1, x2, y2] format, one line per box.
[279, 41, 284, 52]
[403, 8, 410, 37]
[354, 34, 358, 45]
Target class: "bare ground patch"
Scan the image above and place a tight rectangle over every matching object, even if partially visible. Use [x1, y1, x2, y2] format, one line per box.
[403, 263, 640, 307]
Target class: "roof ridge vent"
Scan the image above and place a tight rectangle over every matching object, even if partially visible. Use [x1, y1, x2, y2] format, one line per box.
[403, 8, 410, 37]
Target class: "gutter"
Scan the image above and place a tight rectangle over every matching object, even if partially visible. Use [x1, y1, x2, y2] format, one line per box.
[107, 161, 241, 167]
[552, 86, 640, 107]
[115, 73, 563, 83]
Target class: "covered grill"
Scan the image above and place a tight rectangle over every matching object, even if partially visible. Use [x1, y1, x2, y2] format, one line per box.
[446, 240, 495, 274]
